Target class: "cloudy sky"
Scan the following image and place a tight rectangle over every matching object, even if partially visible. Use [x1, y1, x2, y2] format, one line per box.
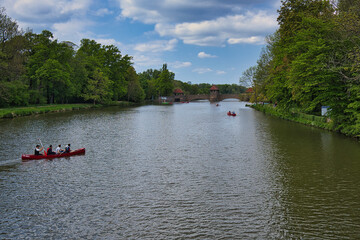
[1, 0, 280, 84]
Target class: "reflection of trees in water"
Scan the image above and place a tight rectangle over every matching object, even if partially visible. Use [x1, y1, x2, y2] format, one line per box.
[260, 113, 360, 238]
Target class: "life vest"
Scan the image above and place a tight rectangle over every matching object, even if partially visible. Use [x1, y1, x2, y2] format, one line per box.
[34, 148, 40, 155]
[47, 148, 53, 155]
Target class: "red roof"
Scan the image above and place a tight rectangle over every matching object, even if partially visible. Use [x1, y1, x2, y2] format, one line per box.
[210, 85, 219, 90]
[173, 88, 184, 94]
[245, 88, 254, 93]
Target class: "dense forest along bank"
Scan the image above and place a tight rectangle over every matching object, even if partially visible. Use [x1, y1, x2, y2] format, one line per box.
[1, 100, 360, 239]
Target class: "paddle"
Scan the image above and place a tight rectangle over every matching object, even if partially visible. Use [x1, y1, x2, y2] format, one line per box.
[38, 138, 46, 155]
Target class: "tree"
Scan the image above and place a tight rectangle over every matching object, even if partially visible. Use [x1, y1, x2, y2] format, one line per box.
[138, 69, 161, 99]
[82, 68, 112, 104]
[127, 66, 145, 102]
[240, 66, 259, 103]
[103, 44, 132, 101]
[0, 7, 21, 49]
[155, 64, 174, 96]
[76, 39, 133, 102]
[0, 7, 29, 107]
[34, 59, 71, 104]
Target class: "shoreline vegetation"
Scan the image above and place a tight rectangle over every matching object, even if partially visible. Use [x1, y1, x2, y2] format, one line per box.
[0, 102, 135, 119]
[0, 8, 245, 112]
[239, 1, 360, 138]
[250, 103, 340, 134]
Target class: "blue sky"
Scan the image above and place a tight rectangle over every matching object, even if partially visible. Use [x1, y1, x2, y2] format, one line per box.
[1, 0, 280, 84]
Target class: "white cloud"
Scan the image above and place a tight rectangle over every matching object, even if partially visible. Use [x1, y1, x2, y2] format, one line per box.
[52, 18, 94, 45]
[3, 0, 94, 45]
[117, 0, 279, 46]
[117, 0, 279, 24]
[198, 51, 217, 58]
[171, 61, 192, 68]
[155, 11, 277, 46]
[4, 0, 91, 23]
[228, 36, 264, 45]
[134, 39, 178, 53]
[95, 38, 127, 50]
[94, 8, 113, 16]
[216, 70, 226, 75]
[132, 54, 163, 71]
[193, 68, 213, 74]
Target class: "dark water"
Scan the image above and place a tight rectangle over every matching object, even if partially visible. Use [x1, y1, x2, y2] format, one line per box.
[1, 101, 360, 239]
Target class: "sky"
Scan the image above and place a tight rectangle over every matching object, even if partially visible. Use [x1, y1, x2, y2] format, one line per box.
[1, 0, 280, 85]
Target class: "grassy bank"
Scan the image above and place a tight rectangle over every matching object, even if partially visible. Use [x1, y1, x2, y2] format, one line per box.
[251, 104, 335, 131]
[0, 101, 135, 119]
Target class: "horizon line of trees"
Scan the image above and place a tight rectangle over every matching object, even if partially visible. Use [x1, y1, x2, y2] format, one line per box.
[0, 7, 245, 108]
[240, 0, 360, 136]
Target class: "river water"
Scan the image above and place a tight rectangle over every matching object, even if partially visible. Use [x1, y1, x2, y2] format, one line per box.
[0, 101, 360, 239]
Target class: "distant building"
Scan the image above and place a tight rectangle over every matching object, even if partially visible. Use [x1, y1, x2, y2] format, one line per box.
[173, 88, 185, 102]
[173, 88, 184, 96]
[209, 85, 220, 102]
[245, 88, 254, 93]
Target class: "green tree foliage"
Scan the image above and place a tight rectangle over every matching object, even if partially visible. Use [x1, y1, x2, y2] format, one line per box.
[26, 30, 76, 104]
[0, 7, 28, 107]
[76, 39, 133, 103]
[127, 66, 145, 102]
[34, 59, 71, 104]
[249, 0, 360, 136]
[138, 69, 161, 99]
[155, 64, 175, 96]
[82, 68, 112, 104]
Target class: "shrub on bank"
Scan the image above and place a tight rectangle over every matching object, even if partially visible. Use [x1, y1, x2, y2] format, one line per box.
[251, 104, 334, 131]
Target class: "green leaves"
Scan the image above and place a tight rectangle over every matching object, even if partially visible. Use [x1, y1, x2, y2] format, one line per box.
[155, 64, 174, 97]
[254, 0, 360, 136]
[82, 68, 112, 105]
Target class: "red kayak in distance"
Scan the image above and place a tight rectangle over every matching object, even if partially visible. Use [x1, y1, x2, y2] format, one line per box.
[21, 148, 85, 161]
[227, 112, 236, 116]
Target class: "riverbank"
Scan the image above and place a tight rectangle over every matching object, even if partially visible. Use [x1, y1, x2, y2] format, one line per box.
[0, 102, 135, 119]
[250, 104, 335, 132]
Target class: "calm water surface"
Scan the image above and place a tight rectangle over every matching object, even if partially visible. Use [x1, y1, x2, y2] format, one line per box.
[0, 101, 360, 239]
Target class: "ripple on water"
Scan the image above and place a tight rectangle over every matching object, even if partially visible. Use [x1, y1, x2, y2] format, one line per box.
[1, 102, 360, 239]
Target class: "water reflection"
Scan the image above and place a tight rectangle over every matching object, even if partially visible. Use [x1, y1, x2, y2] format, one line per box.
[259, 113, 360, 239]
[0, 102, 360, 239]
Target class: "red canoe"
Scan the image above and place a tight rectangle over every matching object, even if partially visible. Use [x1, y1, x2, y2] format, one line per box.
[21, 148, 85, 161]
[227, 112, 236, 116]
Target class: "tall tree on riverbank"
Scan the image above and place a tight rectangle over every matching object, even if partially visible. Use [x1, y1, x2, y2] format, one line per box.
[26, 30, 75, 104]
[127, 66, 145, 102]
[82, 68, 112, 105]
[249, 0, 360, 136]
[155, 64, 174, 96]
[75, 39, 133, 103]
[0, 7, 28, 107]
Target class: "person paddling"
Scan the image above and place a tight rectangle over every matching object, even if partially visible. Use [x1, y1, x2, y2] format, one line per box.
[64, 144, 71, 153]
[55, 144, 64, 154]
[47, 145, 56, 155]
[34, 145, 44, 155]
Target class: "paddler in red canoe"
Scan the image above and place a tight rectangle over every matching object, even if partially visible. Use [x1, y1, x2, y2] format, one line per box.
[34, 145, 44, 155]
[56, 144, 64, 154]
[47, 145, 56, 155]
[64, 144, 72, 153]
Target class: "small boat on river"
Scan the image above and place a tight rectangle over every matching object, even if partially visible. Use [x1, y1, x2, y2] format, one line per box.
[21, 148, 85, 161]
[227, 112, 236, 116]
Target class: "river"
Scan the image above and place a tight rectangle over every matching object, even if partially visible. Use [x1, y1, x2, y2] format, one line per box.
[0, 100, 360, 239]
